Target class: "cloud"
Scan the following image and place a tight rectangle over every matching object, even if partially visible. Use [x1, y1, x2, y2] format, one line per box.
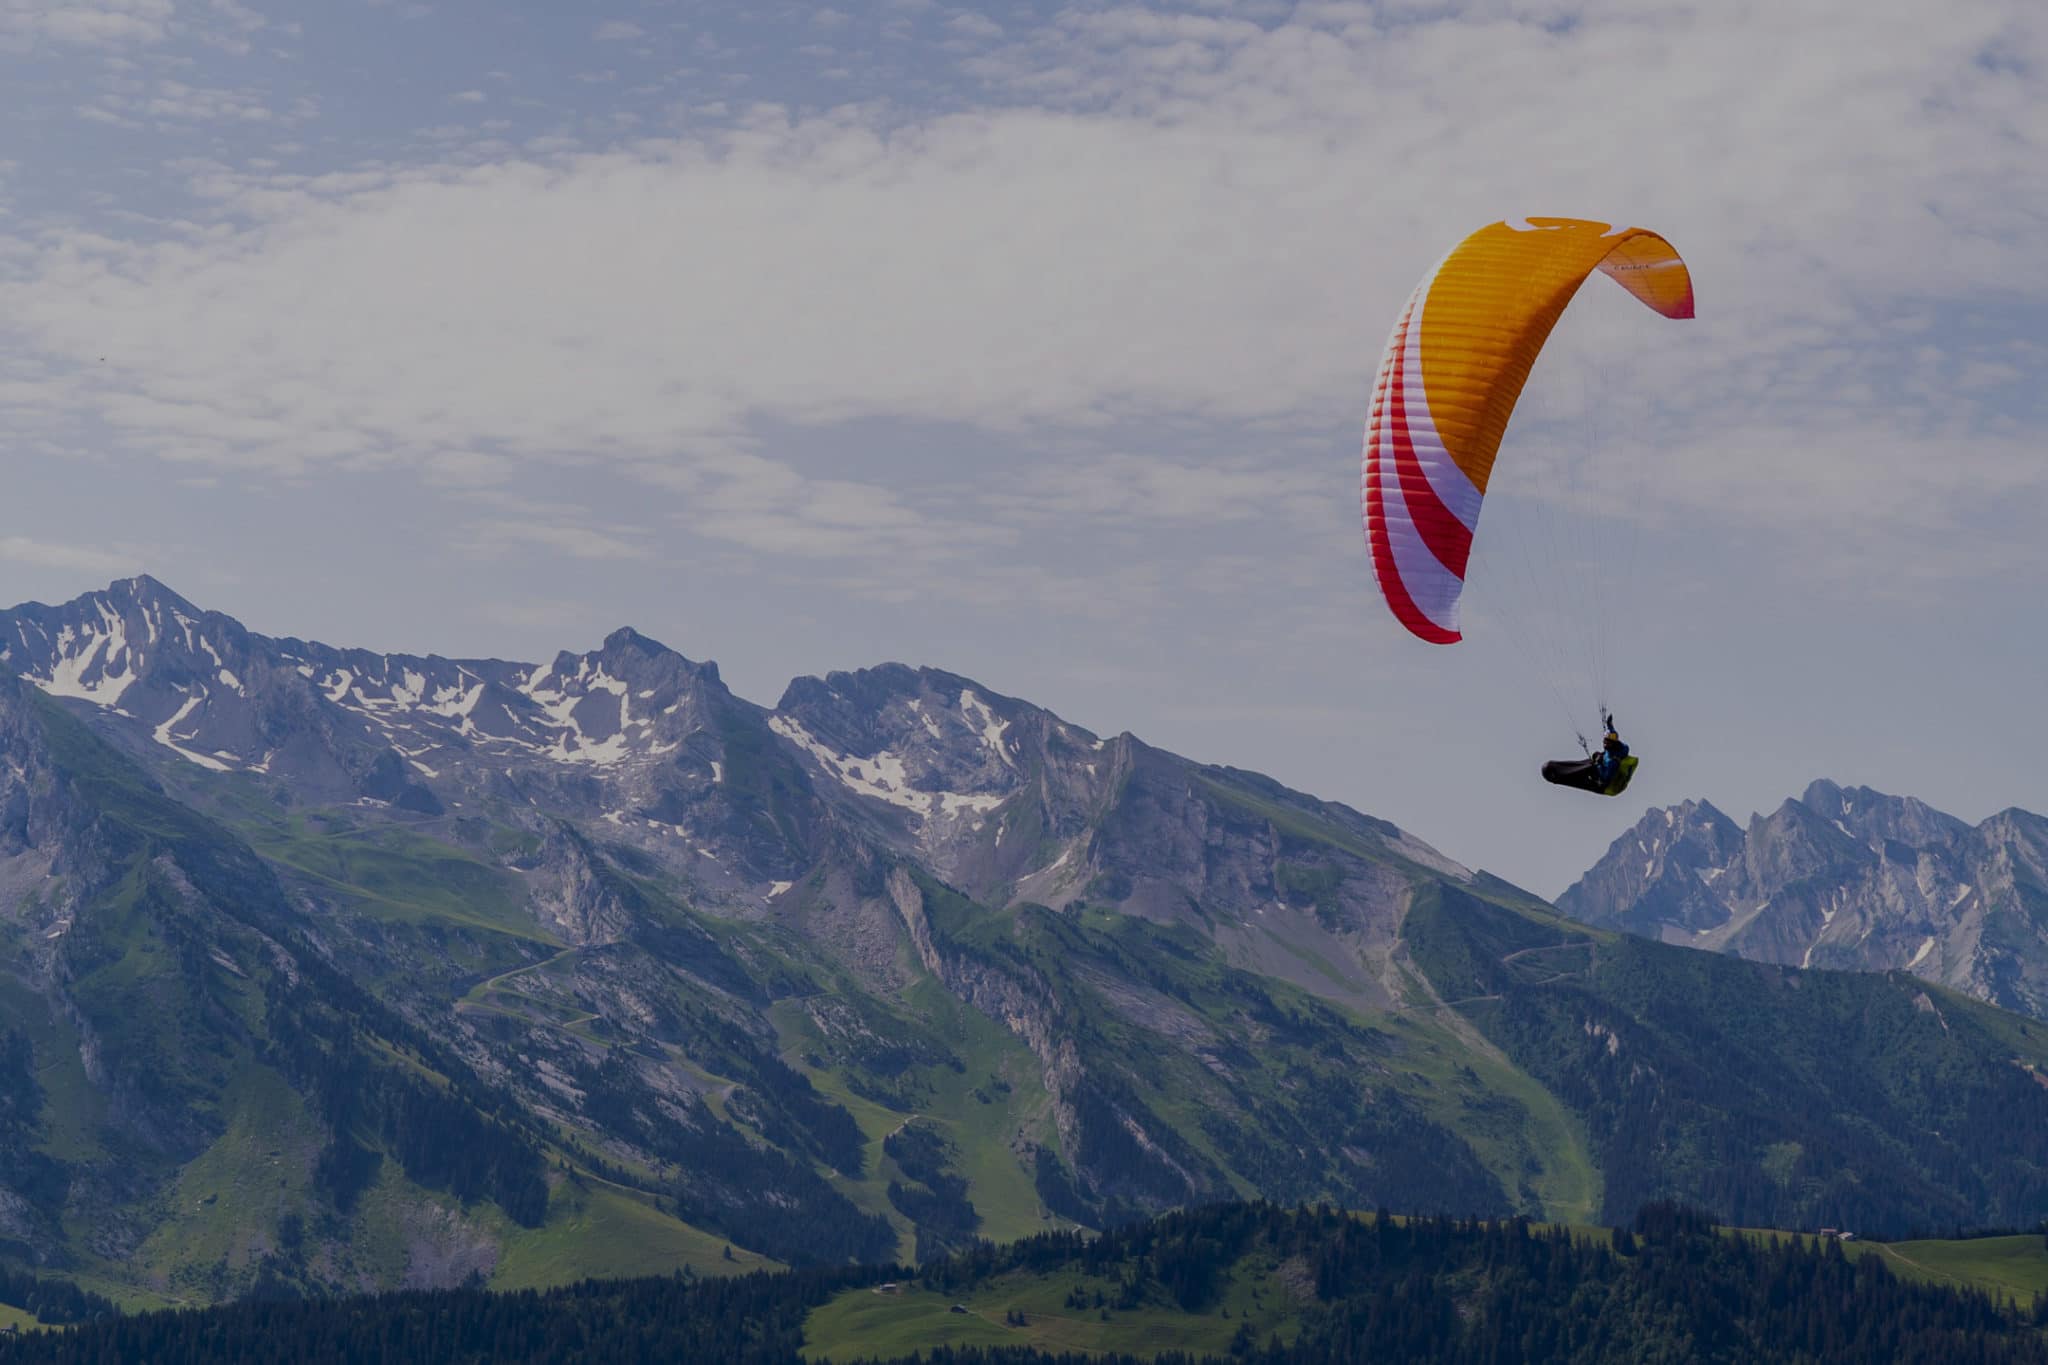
[195, 0, 265, 54]
[943, 12, 1002, 43]
[145, 80, 271, 120]
[1, 0, 175, 51]
[79, 78, 287, 123]
[459, 518, 654, 562]
[593, 20, 644, 42]
[478, 596, 607, 631]
[1, 0, 265, 53]
[0, 535, 137, 576]
[612, 447, 1010, 588]
[988, 450, 1331, 527]
[0, 0, 2042, 590]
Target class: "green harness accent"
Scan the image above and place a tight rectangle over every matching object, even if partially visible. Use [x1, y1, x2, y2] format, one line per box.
[1601, 754, 1640, 797]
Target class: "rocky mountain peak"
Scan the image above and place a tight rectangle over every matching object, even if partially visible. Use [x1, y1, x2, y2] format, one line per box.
[600, 625, 654, 653]
[777, 665, 1045, 765]
[3, 581, 1493, 954]
[1796, 779, 1970, 851]
[1743, 795, 1873, 876]
[529, 627, 731, 721]
[0, 581, 754, 820]
[1567, 782, 2048, 1019]
[594, 625, 718, 682]
[1980, 806, 2048, 847]
[1556, 796, 1745, 934]
[764, 666, 1051, 868]
[1639, 797, 1740, 844]
[0, 575, 268, 763]
[109, 572, 198, 613]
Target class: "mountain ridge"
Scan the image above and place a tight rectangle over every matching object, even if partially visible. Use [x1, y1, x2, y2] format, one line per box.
[1, 575, 1484, 980]
[1560, 779, 2048, 1019]
[4, 577, 2048, 1308]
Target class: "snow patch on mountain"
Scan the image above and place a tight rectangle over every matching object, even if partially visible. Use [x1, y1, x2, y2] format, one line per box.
[152, 694, 231, 771]
[769, 715, 1005, 819]
[958, 689, 1014, 769]
[36, 614, 138, 708]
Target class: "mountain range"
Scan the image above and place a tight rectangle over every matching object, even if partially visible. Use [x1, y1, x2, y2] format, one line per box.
[2, 577, 2047, 1307]
[1560, 782, 2048, 1020]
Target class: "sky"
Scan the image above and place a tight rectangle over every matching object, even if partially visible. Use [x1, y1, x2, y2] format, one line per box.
[1, 0, 2043, 896]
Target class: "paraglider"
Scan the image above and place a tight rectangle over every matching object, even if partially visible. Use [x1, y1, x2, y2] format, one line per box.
[1541, 715, 1637, 796]
[1359, 217, 1693, 794]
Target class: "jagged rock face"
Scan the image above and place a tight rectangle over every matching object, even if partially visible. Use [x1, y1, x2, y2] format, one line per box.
[1562, 779, 2048, 1018]
[0, 579, 819, 893]
[1801, 780, 1970, 850]
[768, 666, 1440, 1011]
[3, 583, 1465, 952]
[0, 670, 74, 935]
[1558, 799, 1745, 935]
[0, 579, 729, 793]
[770, 664, 1118, 891]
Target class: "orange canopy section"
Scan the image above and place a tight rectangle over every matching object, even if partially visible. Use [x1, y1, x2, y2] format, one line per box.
[1361, 218, 1694, 644]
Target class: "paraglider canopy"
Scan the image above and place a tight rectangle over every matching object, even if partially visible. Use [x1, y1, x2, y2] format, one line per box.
[1360, 218, 1694, 645]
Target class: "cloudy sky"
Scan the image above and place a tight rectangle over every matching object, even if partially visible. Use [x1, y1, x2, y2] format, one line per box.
[2, 0, 2043, 894]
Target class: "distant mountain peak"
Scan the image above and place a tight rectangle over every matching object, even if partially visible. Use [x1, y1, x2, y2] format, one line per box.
[775, 663, 1061, 768]
[2, 578, 1485, 946]
[1566, 782, 2048, 1018]
[0, 582, 744, 808]
[1793, 778, 1970, 849]
[1799, 776, 1847, 799]
[111, 572, 195, 608]
[1634, 796, 1737, 833]
[597, 625, 676, 661]
[777, 662, 1021, 714]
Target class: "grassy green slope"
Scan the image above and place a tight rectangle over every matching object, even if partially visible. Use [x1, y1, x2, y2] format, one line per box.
[924, 878, 1531, 1221]
[771, 975, 1057, 1261]
[1389, 1006, 1603, 1225]
[804, 1254, 1301, 1363]
[492, 1179, 780, 1288]
[1854, 1235, 2048, 1305]
[125, 1067, 323, 1298]
[1403, 881, 2048, 1235]
[1153, 772, 1606, 1222]
[809, 1218, 2048, 1363]
[2, 696, 796, 1303]
[244, 815, 543, 938]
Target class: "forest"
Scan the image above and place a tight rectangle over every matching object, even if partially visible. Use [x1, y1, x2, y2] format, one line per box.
[4, 1201, 2045, 1363]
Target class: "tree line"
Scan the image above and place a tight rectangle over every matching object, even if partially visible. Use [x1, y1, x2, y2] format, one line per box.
[5, 1200, 2046, 1363]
